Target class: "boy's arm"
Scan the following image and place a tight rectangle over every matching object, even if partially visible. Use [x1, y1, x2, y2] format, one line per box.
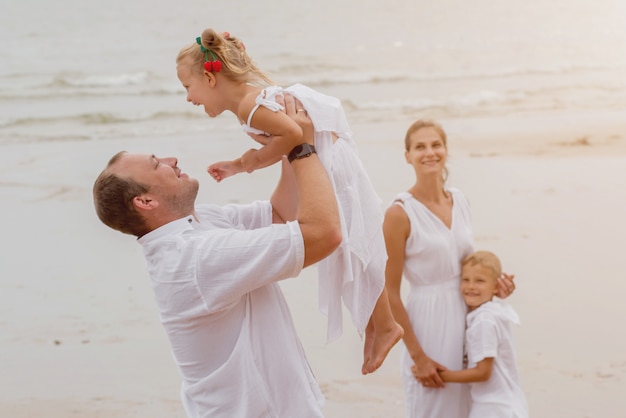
[439, 358, 494, 383]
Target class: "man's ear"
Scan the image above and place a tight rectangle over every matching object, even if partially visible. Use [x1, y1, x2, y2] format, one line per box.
[132, 194, 159, 211]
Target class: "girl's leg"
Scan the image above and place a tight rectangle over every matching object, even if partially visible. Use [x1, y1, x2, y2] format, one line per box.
[362, 287, 404, 374]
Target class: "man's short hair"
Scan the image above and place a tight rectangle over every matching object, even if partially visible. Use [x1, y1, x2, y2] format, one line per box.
[93, 151, 150, 237]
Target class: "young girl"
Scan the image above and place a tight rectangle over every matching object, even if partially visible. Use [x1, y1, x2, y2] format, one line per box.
[430, 251, 528, 418]
[176, 28, 403, 374]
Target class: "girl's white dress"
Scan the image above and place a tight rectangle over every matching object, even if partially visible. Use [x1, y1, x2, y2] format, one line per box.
[241, 83, 385, 342]
[391, 189, 474, 418]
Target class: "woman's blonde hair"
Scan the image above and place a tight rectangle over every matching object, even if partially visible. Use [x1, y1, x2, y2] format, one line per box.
[404, 119, 449, 183]
[176, 28, 272, 87]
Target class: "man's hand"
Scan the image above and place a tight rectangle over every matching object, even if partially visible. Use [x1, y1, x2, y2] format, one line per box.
[276, 94, 314, 146]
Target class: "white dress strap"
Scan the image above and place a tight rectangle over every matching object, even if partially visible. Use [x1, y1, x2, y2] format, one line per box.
[392, 191, 412, 206]
[241, 87, 285, 135]
[246, 103, 262, 127]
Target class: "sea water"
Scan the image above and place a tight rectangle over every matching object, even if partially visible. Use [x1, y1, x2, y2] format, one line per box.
[1, 0, 625, 145]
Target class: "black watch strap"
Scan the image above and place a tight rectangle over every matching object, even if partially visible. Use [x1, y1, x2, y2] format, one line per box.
[288, 143, 316, 163]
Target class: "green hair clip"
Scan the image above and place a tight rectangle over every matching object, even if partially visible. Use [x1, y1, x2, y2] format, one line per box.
[196, 37, 222, 72]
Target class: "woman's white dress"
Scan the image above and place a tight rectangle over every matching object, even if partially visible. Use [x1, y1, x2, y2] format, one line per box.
[392, 189, 475, 418]
[241, 83, 386, 342]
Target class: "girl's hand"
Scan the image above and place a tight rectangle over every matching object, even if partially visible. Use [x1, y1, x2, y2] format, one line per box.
[411, 355, 447, 388]
[496, 272, 516, 298]
[207, 159, 243, 182]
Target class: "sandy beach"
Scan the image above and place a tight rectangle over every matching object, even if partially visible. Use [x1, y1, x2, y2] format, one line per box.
[3, 0, 626, 416]
[1, 107, 625, 417]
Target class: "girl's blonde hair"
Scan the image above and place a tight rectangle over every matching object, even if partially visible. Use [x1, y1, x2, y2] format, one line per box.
[176, 28, 273, 87]
[462, 250, 502, 279]
[404, 119, 449, 183]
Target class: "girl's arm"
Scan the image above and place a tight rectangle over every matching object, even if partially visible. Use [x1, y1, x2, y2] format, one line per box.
[238, 96, 304, 173]
[208, 95, 306, 182]
[439, 358, 494, 383]
[384, 204, 447, 388]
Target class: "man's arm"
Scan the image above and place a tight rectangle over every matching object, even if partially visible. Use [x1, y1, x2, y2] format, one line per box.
[272, 94, 341, 267]
[293, 148, 342, 267]
[270, 156, 298, 223]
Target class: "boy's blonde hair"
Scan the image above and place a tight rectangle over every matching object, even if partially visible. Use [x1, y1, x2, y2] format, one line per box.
[462, 250, 502, 279]
[176, 28, 273, 87]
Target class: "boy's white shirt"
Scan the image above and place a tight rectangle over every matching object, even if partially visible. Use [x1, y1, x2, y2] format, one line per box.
[465, 299, 529, 418]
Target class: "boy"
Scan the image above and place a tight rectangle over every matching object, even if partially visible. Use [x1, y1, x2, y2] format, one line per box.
[427, 251, 528, 418]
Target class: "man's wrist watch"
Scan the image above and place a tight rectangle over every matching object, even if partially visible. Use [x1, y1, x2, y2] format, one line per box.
[288, 143, 316, 163]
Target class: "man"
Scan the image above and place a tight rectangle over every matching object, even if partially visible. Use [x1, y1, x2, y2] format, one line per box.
[92, 95, 341, 417]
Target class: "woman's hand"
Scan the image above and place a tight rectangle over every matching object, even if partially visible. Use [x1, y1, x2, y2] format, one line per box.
[411, 354, 447, 388]
[496, 272, 516, 298]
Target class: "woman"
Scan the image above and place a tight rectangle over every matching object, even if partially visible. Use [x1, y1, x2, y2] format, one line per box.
[383, 120, 515, 417]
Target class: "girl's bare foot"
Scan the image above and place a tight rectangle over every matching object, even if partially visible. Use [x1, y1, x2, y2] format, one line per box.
[362, 321, 404, 375]
[362, 319, 376, 374]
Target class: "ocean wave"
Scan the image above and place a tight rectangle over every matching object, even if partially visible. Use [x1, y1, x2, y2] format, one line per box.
[0, 88, 181, 101]
[1, 62, 624, 102]
[345, 85, 626, 117]
[49, 72, 150, 88]
[276, 62, 626, 88]
[0, 115, 233, 145]
[0, 70, 183, 100]
[0, 134, 94, 145]
[2, 85, 624, 131]
[0, 110, 204, 128]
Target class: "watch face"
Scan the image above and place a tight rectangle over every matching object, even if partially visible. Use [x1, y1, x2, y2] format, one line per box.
[289, 143, 316, 162]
